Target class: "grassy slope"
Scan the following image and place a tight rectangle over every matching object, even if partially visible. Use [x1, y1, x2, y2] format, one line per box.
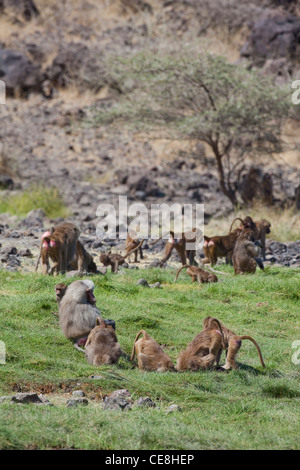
[0, 266, 299, 450]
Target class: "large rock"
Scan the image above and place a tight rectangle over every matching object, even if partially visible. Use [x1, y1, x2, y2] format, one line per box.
[0, 48, 44, 95]
[241, 9, 300, 66]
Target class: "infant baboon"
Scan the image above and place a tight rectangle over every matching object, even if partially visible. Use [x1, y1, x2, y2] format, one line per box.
[69, 241, 97, 273]
[100, 239, 144, 273]
[176, 317, 224, 372]
[174, 265, 218, 284]
[36, 223, 80, 275]
[232, 229, 263, 274]
[85, 318, 122, 365]
[131, 330, 175, 372]
[59, 280, 101, 351]
[203, 316, 265, 370]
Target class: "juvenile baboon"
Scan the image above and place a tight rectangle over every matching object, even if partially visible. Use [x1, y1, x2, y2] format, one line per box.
[126, 231, 144, 263]
[174, 265, 218, 284]
[203, 316, 265, 370]
[84, 318, 122, 365]
[100, 239, 144, 273]
[36, 223, 80, 275]
[131, 330, 175, 372]
[176, 317, 224, 372]
[151, 229, 200, 267]
[54, 283, 67, 307]
[232, 229, 264, 274]
[69, 241, 97, 273]
[59, 280, 101, 351]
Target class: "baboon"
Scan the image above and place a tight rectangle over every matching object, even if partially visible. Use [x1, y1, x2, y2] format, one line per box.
[59, 280, 101, 351]
[69, 241, 97, 273]
[176, 317, 225, 372]
[151, 229, 200, 267]
[54, 283, 67, 307]
[84, 318, 122, 365]
[126, 231, 144, 263]
[174, 265, 218, 284]
[253, 219, 271, 260]
[202, 316, 265, 370]
[232, 229, 264, 274]
[131, 330, 175, 372]
[36, 223, 80, 275]
[100, 239, 144, 273]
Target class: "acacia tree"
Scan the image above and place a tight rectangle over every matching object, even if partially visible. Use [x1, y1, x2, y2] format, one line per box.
[95, 52, 291, 205]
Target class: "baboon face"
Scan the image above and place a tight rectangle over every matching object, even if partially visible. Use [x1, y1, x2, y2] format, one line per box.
[100, 253, 109, 265]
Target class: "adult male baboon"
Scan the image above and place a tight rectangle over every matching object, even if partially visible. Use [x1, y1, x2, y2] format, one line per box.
[36, 223, 80, 275]
[59, 280, 101, 351]
[174, 265, 218, 284]
[100, 239, 144, 273]
[131, 330, 175, 372]
[232, 229, 264, 274]
[69, 241, 97, 273]
[85, 318, 122, 365]
[202, 316, 265, 370]
[176, 317, 224, 372]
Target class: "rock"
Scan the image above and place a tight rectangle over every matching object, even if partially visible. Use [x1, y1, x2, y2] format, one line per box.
[241, 9, 300, 66]
[149, 282, 162, 288]
[38, 394, 53, 406]
[18, 249, 32, 257]
[0, 48, 44, 95]
[2, 0, 39, 21]
[0, 396, 11, 404]
[167, 404, 182, 413]
[11, 392, 44, 404]
[135, 396, 156, 408]
[18, 208, 45, 229]
[66, 398, 89, 407]
[89, 375, 104, 380]
[65, 270, 81, 278]
[0, 175, 14, 190]
[136, 278, 150, 287]
[72, 390, 85, 397]
[103, 389, 133, 411]
[1, 246, 17, 255]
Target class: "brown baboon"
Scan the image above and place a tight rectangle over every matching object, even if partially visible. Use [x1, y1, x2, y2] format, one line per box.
[84, 318, 122, 365]
[254, 219, 271, 260]
[59, 280, 101, 351]
[151, 228, 200, 267]
[36, 223, 80, 275]
[202, 316, 265, 370]
[126, 231, 144, 262]
[174, 265, 218, 284]
[100, 239, 144, 273]
[176, 317, 224, 372]
[232, 229, 264, 274]
[131, 330, 175, 372]
[69, 241, 97, 273]
[54, 283, 67, 307]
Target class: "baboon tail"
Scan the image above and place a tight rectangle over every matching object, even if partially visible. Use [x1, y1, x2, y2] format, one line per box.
[229, 217, 244, 233]
[125, 239, 145, 259]
[149, 231, 174, 246]
[130, 330, 149, 361]
[207, 266, 230, 276]
[238, 336, 265, 368]
[174, 265, 189, 282]
[35, 252, 41, 272]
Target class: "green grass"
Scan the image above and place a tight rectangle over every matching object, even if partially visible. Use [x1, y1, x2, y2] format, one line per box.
[0, 266, 299, 450]
[0, 185, 69, 218]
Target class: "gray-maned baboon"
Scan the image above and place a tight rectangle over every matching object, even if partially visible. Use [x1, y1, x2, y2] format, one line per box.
[174, 265, 218, 284]
[59, 280, 101, 351]
[202, 316, 265, 370]
[151, 228, 201, 267]
[126, 231, 144, 262]
[69, 241, 97, 273]
[131, 330, 175, 372]
[232, 229, 263, 274]
[84, 318, 122, 365]
[176, 317, 224, 372]
[35, 223, 80, 275]
[100, 239, 144, 273]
